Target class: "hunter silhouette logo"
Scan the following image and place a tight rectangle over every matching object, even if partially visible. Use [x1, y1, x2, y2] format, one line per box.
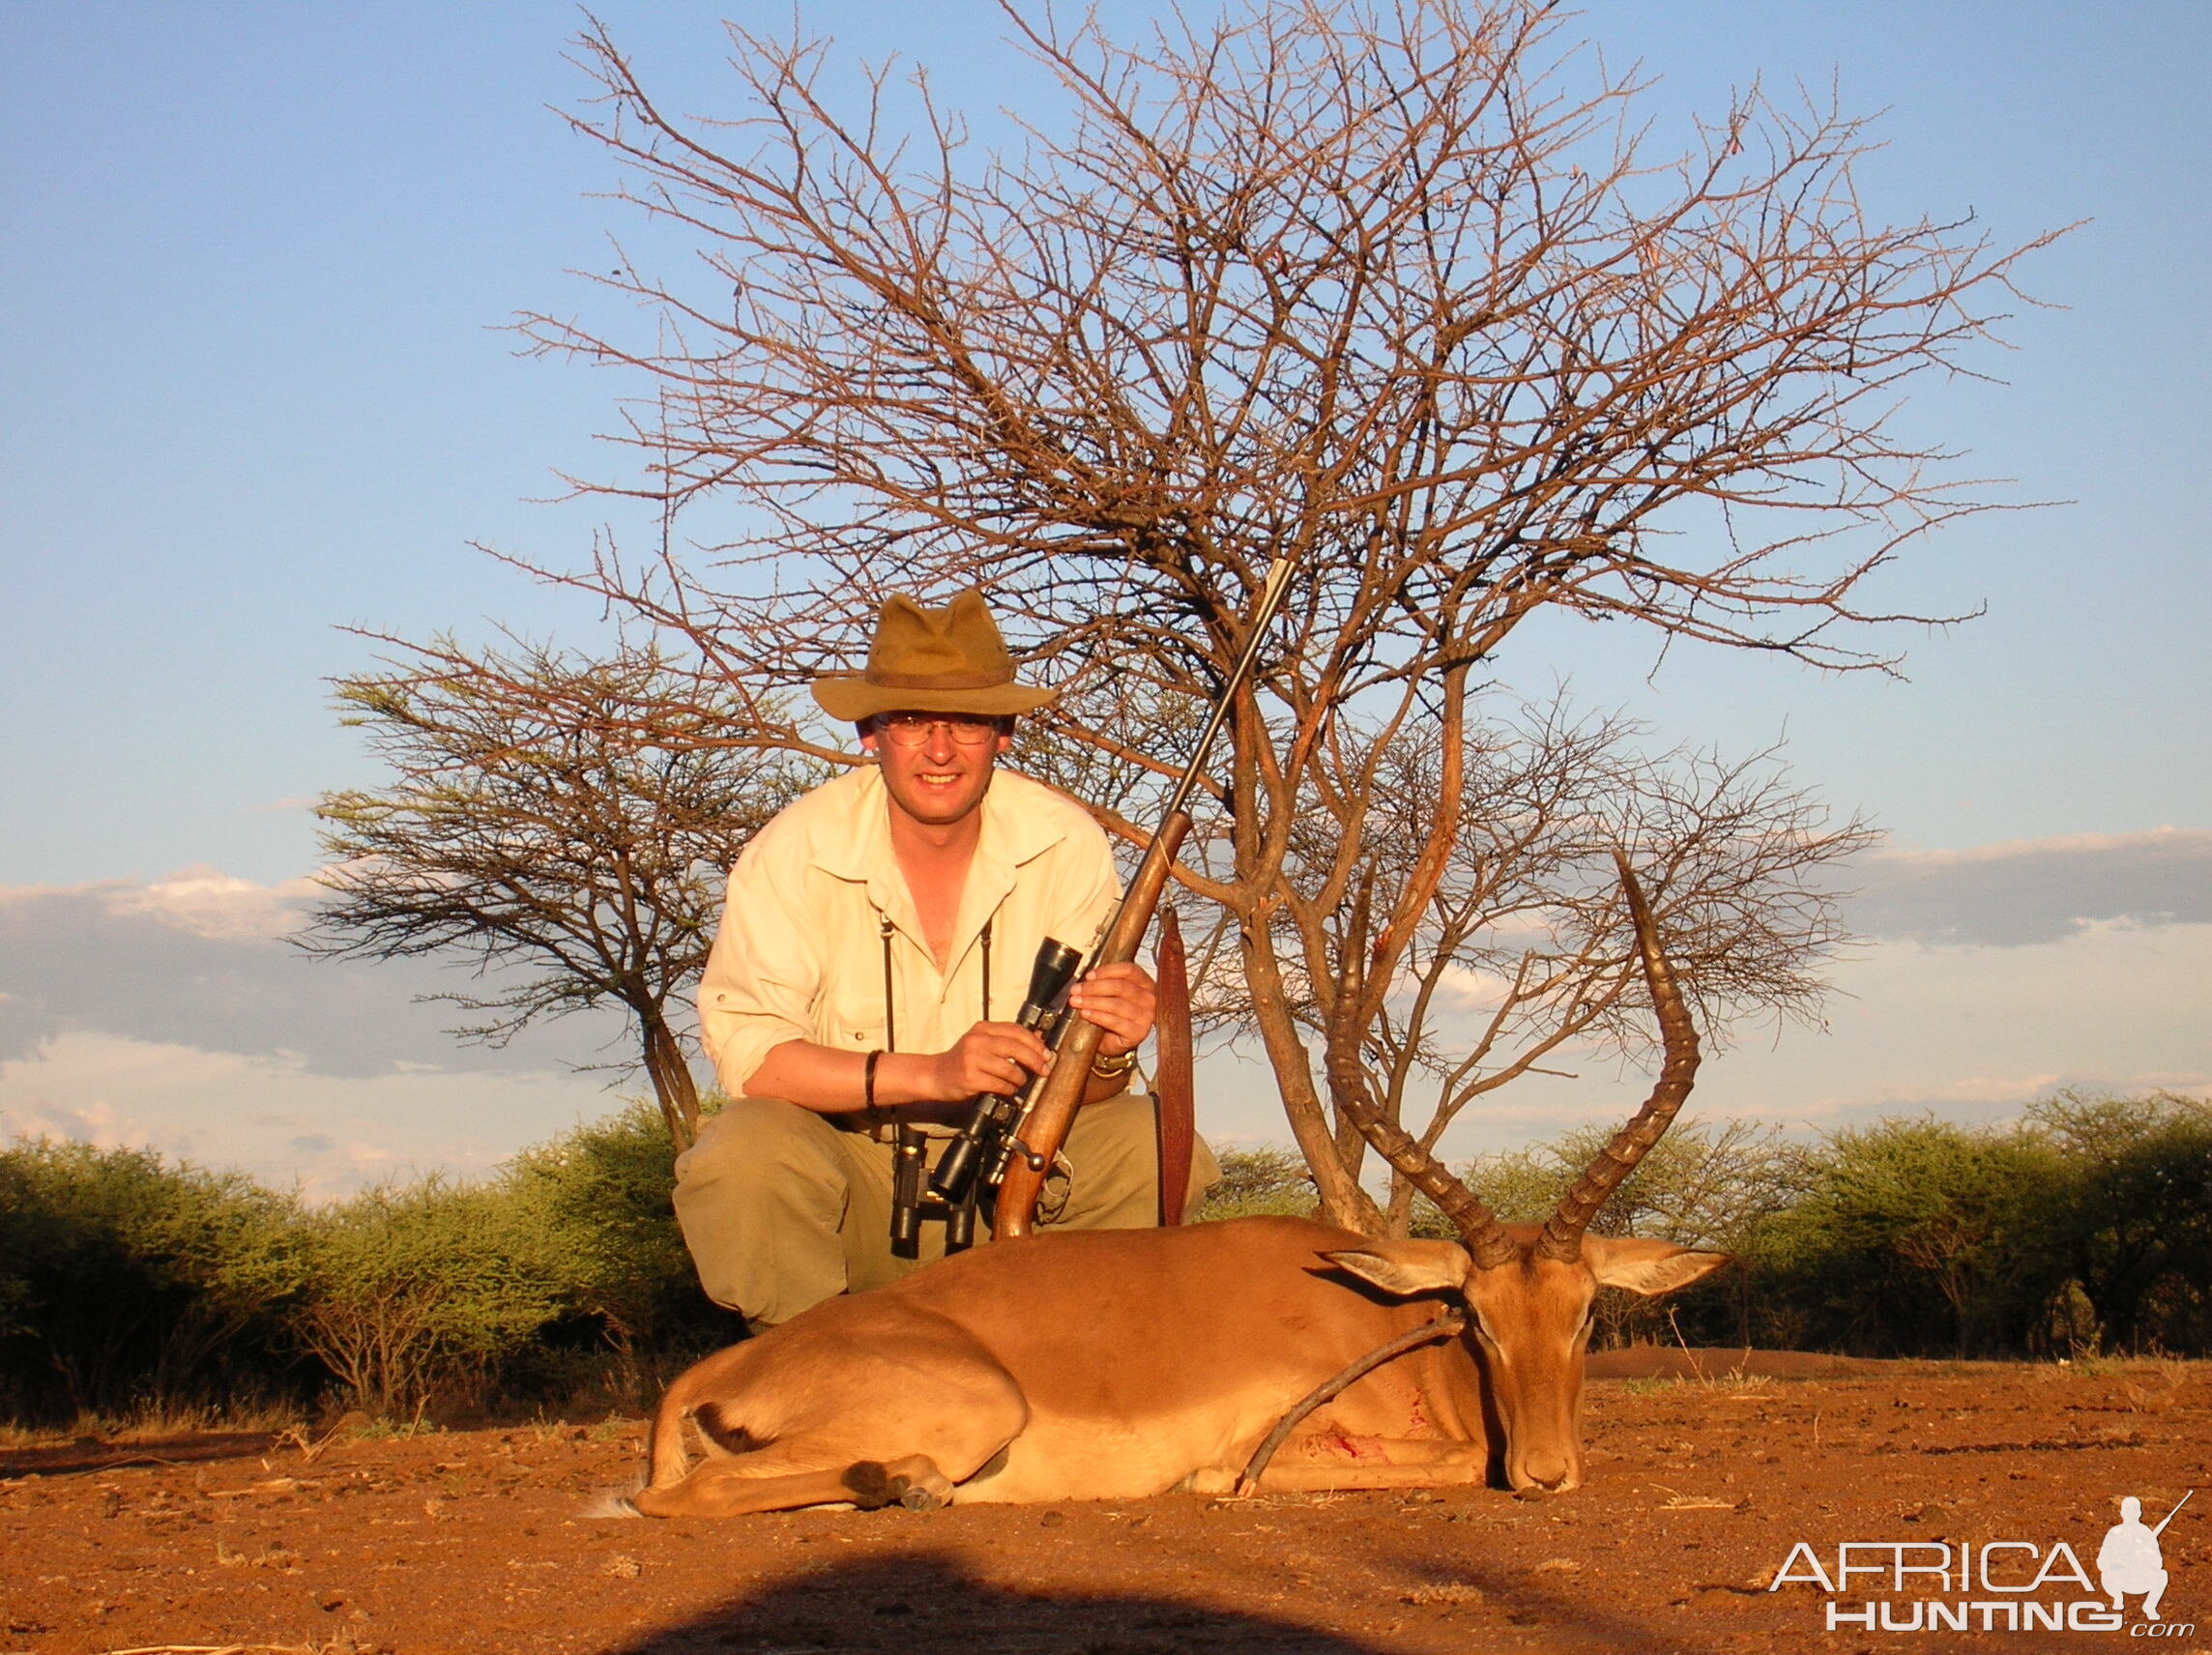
[1767, 1488, 2195, 1636]
[2100, 1492, 2189, 1623]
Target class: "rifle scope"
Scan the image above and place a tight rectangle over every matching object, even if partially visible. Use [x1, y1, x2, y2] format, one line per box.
[927, 937, 1082, 1205]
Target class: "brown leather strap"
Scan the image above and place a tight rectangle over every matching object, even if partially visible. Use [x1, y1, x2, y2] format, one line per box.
[1153, 907, 1194, 1226]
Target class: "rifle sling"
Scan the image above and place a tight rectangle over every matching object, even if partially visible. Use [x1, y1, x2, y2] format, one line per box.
[1153, 907, 1194, 1226]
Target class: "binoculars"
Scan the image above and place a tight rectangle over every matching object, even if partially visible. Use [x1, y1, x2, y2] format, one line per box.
[888, 936, 1083, 1258]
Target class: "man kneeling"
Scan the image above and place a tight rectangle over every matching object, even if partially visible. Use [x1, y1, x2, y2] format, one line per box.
[675, 589, 1218, 1327]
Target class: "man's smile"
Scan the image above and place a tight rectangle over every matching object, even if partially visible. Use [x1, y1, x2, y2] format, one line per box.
[862, 718, 1009, 831]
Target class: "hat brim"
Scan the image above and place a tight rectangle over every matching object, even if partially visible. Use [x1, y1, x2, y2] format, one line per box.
[811, 676, 1058, 722]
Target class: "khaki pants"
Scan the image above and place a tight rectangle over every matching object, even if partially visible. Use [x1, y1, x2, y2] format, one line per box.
[673, 1091, 1219, 1326]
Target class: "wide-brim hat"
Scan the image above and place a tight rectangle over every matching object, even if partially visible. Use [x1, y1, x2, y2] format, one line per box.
[811, 588, 1058, 722]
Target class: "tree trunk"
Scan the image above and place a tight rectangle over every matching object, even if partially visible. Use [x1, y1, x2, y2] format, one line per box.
[637, 1005, 701, 1151]
[1241, 916, 1384, 1234]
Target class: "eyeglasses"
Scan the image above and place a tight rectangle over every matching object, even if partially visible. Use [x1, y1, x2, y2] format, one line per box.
[876, 711, 1003, 747]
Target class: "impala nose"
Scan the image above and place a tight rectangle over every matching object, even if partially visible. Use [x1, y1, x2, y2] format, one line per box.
[1519, 1450, 1574, 1492]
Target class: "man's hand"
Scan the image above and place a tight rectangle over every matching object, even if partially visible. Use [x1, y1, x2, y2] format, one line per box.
[928, 1020, 1052, 1100]
[1066, 960, 1156, 1056]
[913, 962, 1155, 1106]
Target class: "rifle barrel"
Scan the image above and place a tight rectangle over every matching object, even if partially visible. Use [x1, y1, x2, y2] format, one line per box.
[992, 552, 1297, 1237]
[1159, 553, 1295, 825]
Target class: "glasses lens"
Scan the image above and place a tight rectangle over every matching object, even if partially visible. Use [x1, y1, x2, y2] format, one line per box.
[883, 713, 997, 745]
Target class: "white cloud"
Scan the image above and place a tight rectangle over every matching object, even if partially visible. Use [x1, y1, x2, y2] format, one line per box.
[1432, 963, 1516, 1012]
[1703, 916, 2212, 1124]
[0, 864, 323, 944]
[1193, 916, 2212, 1155]
[1849, 827, 2212, 945]
[10, 848, 2207, 1186]
[4, 1094, 152, 1153]
[0, 866, 682, 1195]
[0, 867, 652, 1077]
[0, 1031, 616, 1200]
[102, 863, 328, 942]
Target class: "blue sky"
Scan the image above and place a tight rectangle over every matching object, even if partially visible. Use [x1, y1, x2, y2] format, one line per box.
[3, 3, 2206, 1191]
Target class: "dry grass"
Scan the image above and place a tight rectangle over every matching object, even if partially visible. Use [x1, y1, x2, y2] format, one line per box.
[0, 1401, 306, 1451]
[1401, 1582, 1486, 1606]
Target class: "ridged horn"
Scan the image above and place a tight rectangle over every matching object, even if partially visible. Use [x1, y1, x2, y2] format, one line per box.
[1345, 1102, 1517, 1269]
[1536, 852, 1702, 1263]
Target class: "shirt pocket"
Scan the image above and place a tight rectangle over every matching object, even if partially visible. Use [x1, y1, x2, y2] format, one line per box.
[821, 976, 890, 1054]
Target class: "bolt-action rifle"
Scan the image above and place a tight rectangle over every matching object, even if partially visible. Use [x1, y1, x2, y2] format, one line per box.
[925, 938, 1083, 1216]
[992, 554, 1296, 1237]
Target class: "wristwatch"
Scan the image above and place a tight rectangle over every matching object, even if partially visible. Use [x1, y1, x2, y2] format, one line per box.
[1090, 1048, 1138, 1081]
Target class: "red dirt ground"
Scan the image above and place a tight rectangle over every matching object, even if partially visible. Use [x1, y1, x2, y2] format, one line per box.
[3, 1352, 2205, 1655]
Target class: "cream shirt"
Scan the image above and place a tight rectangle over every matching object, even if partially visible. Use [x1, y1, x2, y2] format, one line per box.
[698, 765, 1122, 1097]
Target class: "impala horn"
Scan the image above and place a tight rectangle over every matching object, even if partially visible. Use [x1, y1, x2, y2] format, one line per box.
[1536, 852, 1702, 1263]
[1337, 1086, 1517, 1269]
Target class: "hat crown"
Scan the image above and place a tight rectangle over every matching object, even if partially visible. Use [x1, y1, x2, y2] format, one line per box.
[867, 590, 1012, 687]
[809, 587, 1058, 722]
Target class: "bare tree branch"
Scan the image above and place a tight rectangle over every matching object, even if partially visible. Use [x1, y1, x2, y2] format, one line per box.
[500, 0, 2052, 1226]
[297, 642, 810, 1149]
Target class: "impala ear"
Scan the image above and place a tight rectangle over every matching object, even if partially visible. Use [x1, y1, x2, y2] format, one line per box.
[1320, 1241, 1474, 1297]
[1584, 1236, 1730, 1297]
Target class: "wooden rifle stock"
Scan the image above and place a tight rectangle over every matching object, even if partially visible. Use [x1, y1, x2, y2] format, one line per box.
[992, 811, 1192, 1237]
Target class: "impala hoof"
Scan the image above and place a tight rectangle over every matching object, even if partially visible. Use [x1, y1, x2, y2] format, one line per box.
[842, 1459, 951, 1513]
[840, 1461, 902, 1510]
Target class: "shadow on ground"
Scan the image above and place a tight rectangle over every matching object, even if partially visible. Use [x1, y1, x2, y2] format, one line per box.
[601, 1551, 1394, 1655]
[0, 1430, 279, 1478]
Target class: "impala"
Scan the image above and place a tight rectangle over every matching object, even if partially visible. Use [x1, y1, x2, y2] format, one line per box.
[628, 863, 1723, 1517]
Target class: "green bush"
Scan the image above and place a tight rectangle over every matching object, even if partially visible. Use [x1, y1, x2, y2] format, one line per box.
[0, 1139, 303, 1424]
[288, 1176, 568, 1416]
[0, 1102, 743, 1428]
[9, 1090, 2208, 1429]
[502, 1100, 738, 1380]
[2030, 1089, 2212, 1354]
[1460, 1118, 1801, 1348]
[1755, 1117, 2072, 1357]
[1197, 1146, 1318, 1221]
[1461, 1118, 1800, 1245]
[1217, 1104, 2209, 1359]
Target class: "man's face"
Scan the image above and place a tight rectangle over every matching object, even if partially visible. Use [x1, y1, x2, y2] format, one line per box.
[860, 712, 1013, 831]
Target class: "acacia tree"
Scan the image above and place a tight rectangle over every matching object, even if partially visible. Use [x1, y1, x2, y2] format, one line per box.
[487, 0, 2049, 1228]
[1229, 700, 1874, 1234]
[302, 645, 802, 1149]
